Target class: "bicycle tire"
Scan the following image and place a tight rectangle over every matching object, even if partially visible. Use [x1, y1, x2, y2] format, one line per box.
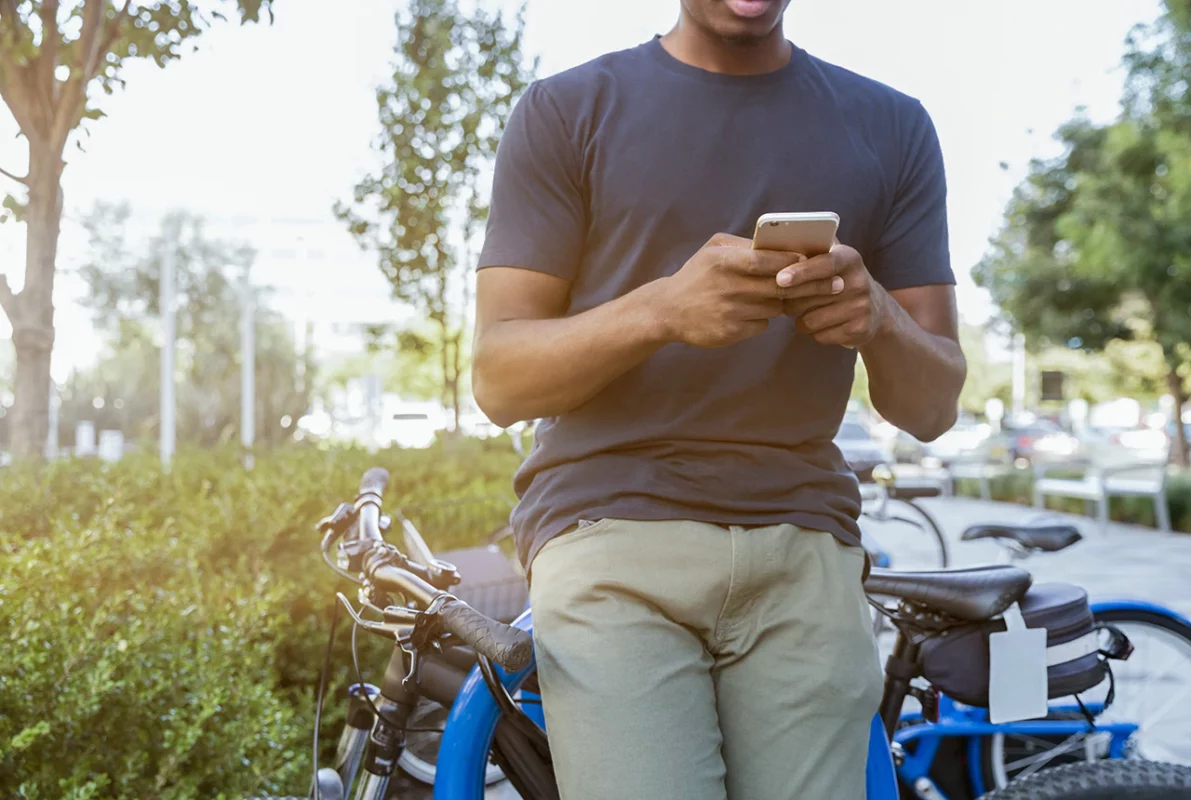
[976, 761, 1191, 799]
[980, 608, 1191, 789]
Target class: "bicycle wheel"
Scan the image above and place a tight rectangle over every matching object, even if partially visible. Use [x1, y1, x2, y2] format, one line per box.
[976, 761, 1191, 799]
[397, 697, 506, 786]
[980, 608, 1191, 789]
[861, 497, 950, 570]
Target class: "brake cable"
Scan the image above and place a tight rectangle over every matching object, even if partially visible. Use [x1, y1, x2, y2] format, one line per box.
[311, 597, 341, 800]
[477, 654, 551, 757]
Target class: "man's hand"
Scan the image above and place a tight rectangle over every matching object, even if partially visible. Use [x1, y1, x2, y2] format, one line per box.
[659, 233, 841, 348]
[775, 244, 891, 349]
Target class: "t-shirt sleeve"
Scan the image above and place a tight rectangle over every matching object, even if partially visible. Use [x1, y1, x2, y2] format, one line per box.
[476, 82, 586, 280]
[867, 101, 954, 291]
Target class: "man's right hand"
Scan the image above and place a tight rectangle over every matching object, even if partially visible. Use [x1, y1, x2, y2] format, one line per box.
[656, 233, 840, 348]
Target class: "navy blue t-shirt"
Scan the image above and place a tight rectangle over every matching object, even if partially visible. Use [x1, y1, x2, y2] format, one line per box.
[478, 37, 954, 568]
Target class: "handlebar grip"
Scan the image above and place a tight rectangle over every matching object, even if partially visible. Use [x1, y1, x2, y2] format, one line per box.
[359, 467, 390, 498]
[887, 484, 943, 500]
[437, 597, 533, 672]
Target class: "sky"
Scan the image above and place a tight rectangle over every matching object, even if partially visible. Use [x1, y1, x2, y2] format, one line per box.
[0, 0, 1167, 381]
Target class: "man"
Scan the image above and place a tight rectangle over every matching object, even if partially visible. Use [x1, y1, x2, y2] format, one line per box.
[472, 0, 965, 797]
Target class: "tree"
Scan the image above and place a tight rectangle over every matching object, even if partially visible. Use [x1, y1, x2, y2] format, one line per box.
[69, 203, 308, 447]
[336, 0, 533, 430]
[973, 115, 1191, 465]
[0, 0, 274, 459]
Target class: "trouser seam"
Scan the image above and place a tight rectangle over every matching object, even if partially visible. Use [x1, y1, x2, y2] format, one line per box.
[711, 525, 739, 651]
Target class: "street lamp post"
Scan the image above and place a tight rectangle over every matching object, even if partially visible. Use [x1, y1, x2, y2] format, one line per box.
[160, 243, 176, 468]
[241, 264, 255, 465]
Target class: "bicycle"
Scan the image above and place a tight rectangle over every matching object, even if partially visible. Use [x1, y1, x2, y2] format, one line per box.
[257, 467, 1191, 800]
[865, 500, 1191, 799]
[960, 520, 1191, 794]
[861, 467, 951, 570]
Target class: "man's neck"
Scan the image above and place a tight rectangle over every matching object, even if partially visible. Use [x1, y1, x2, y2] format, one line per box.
[659, 17, 791, 76]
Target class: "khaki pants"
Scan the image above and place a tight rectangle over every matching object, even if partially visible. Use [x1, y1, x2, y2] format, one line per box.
[529, 519, 883, 800]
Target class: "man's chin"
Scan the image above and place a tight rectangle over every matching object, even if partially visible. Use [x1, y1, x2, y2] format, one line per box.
[714, 0, 783, 40]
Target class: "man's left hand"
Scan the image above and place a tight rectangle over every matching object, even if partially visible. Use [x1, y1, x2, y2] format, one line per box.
[776, 244, 891, 349]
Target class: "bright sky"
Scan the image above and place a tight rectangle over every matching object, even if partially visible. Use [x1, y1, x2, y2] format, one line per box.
[0, 0, 1165, 380]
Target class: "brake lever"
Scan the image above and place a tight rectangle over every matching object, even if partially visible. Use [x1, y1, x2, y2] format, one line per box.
[335, 593, 408, 638]
[398, 596, 451, 690]
[317, 502, 357, 535]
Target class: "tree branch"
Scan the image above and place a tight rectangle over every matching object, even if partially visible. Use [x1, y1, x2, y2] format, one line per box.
[0, 0, 46, 139]
[94, 0, 133, 75]
[0, 164, 28, 185]
[38, 0, 61, 100]
[51, 0, 131, 149]
[0, 273, 17, 320]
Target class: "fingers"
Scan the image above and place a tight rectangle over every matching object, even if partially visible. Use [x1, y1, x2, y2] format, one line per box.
[775, 245, 862, 288]
[802, 319, 865, 349]
[797, 300, 854, 333]
[775, 252, 843, 287]
[782, 296, 834, 317]
[780, 276, 845, 300]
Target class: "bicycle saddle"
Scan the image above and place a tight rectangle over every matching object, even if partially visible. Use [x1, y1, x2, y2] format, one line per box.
[864, 565, 1033, 622]
[960, 523, 1082, 553]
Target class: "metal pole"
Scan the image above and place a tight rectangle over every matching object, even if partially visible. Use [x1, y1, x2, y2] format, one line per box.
[1011, 332, 1026, 421]
[241, 264, 255, 462]
[160, 243, 176, 468]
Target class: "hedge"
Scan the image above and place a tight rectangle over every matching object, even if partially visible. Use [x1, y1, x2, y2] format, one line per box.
[0, 440, 520, 800]
[952, 466, 1191, 532]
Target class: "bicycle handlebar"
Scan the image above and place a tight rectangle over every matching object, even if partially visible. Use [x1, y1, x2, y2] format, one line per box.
[340, 467, 534, 673]
[436, 596, 533, 671]
[359, 467, 391, 499]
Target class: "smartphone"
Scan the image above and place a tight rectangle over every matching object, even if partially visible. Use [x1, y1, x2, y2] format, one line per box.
[752, 212, 839, 256]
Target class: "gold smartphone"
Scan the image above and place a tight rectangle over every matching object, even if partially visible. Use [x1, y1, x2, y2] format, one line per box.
[752, 212, 839, 255]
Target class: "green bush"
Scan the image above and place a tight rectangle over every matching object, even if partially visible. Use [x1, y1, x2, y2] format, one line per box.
[953, 466, 1191, 532]
[0, 440, 520, 799]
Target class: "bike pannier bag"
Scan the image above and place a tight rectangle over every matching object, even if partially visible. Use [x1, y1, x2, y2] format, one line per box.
[918, 582, 1106, 707]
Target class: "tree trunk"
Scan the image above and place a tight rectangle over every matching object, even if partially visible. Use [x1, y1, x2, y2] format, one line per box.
[1168, 362, 1189, 468]
[8, 150, 63, 459]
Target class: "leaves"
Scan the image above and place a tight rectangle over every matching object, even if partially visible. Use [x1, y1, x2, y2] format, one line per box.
[0, 442, 520, 796]
[337, 0, 533, 423]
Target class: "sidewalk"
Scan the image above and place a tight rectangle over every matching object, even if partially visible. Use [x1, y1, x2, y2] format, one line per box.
[891, 496, 1191, 618]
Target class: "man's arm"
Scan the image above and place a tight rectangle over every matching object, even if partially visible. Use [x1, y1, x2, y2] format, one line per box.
[777, 247, 965, 441]
[860, 284, 965, 441]
[472, 268, 670, 429]
[473, 235, 832, 428]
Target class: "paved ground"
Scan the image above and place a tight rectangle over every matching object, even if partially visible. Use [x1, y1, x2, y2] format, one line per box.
[398, 498, 1191, 797]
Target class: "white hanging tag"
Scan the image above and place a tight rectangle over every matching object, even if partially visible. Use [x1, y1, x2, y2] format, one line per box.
[988, 603, 1048, 724]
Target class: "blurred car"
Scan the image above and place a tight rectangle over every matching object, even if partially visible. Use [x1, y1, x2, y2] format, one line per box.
[1081, 425, 1170, 467]
[892, 421, 990, 467]
[985, 420, 1080, 466]
[834, 419, 888, 482]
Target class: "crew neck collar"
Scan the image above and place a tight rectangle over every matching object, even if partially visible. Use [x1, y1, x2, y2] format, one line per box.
[645, 34, 802, 86]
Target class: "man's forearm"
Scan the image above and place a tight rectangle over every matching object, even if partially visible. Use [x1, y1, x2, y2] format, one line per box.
[473, 281, 672, 428]
[860, 291, 966, 441]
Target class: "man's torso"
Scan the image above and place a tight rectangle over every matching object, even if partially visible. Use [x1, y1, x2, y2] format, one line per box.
[479, 38, 951, 566]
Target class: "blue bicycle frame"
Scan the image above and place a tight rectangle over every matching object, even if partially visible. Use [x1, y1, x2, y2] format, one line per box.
[432, 601, 1190, 799]
[893, 695, 1138, 799]
[890, 597, 1191, 799]
[434, 611, 901, 800]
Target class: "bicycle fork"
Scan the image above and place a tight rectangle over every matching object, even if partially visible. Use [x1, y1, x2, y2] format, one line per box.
[315, 675, 417, 800]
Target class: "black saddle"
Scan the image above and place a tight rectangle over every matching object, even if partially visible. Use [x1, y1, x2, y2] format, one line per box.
[961, 523, 1082, 553]
[864, 565, 1033, 622]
